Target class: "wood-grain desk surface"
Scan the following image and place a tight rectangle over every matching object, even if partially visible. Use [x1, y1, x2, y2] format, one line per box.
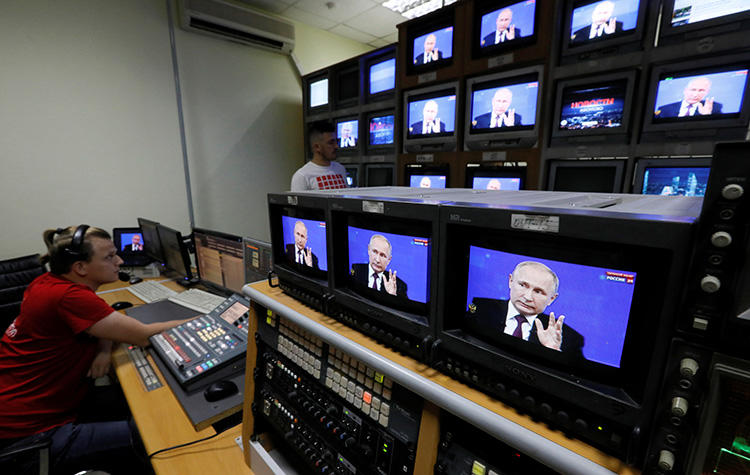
[245, 281, 640, 475]
[98, 279, 252, 475]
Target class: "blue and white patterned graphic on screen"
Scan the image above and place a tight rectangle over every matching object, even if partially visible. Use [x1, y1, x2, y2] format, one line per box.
[369, 58, 396, 95]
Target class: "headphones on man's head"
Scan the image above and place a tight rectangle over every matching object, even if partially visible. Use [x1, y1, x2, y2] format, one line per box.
[56, 224, 90, 261]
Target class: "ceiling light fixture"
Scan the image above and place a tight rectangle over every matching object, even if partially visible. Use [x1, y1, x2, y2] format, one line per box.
[382, 0, 455, 19]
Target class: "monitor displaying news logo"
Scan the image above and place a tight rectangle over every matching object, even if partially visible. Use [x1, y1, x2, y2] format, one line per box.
[605, 271, 635, 284]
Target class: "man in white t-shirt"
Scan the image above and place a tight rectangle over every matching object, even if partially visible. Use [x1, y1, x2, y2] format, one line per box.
[291, 121, 349, 191]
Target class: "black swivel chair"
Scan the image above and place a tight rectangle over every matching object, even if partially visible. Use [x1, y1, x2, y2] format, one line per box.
[0, 254, 45, 332]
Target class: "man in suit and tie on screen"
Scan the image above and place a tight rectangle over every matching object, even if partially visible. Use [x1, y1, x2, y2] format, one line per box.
[285, 221, 319, 270]
[339, 122, 356, 148]
[465, 261, 584, 358]
[414, 33, 443, 65]
[123, 234, 143, 252]
[409, 100, 447, 135]
[655, 77, 723, 118]
[351, 234, 408, 298]
[473, 88, 522, 129]
[482, 8, 520, 46]
[570, 1, 623, 45]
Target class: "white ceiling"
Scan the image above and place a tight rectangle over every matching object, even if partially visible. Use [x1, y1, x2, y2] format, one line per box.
[237, 0, 405, 48]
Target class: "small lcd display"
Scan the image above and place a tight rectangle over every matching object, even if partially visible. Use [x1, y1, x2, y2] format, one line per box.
[219, 301, 250, 325]
[559, 79, 627, 130]
[470, 80, 539, 131]
[641, 166, 710, 196]
[281, 216, 328, 271]
[479, 0, 536, 48]
[369, 58, 396, 95]
[654, 68, 749, 121]
[409, 174, 447, 188]
[413, 27, 454, 66]
[464, 246, 637, 368]
[310, 78, 328, 108]
[407, 94, 457, 137]
[569, 0, 641, 47]
[671, 0, 750, 27]
[472, 176, 522, 190]
[369, 115, 395, 146]
[118, 232, 144, 252]
[347, 226, 431, 304]
[336, 119, 359, 148]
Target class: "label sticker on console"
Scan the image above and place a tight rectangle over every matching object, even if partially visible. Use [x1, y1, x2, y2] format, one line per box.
[510, 214, 560, 233]
[362, 201, 385, 214]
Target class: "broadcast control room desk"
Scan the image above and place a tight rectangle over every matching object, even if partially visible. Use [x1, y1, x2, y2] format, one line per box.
[98, 279, 252, 475]
[240, 281, 641, 475]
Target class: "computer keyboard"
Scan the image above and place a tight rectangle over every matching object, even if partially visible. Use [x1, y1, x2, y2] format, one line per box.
[126, 280, 178, 303]
[168, 288, 226, 315]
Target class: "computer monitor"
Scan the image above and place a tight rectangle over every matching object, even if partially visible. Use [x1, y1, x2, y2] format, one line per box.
[334, 116, 360, 155]
[464, 65, 543, 151]
[632, 158, 712, 196]
[334, 62, 360, 109]
[464, 164, 526, 190]
[306, 73, 330, 113]
[243, 236, 272, 285]
[366, 112, 395, 155]
[657, 0, 750, 51]
[403, 82, 459, 153]
[364, 163, 395, 187]
[113, 227, 150, 267]
[193, 228, 245, 294]
[404, 164, 450, 189]
[547, 159, 626, 192]
[367, 55, 396, 100]
[137, 217, 164, 263]
[155, 223, 194, 284]
[474, 0, 538, 57]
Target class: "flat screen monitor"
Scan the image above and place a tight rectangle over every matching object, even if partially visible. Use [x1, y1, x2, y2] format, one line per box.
[335, 117, 359, 152]
[632, 158, 712, 196]
[561, 0, 646, 58]
[465, 66, 543, 150]
[113, 227, 150, 267]
[243, 237, 272, 284]
[137, 217, 164, 263]
[404, 164, 450, 189]
[155, 223, 194, 282]
[465, 165, 526, 190]
[365, 164, 395, 187]
[193, 228, 245, 294]
[547, 159, 625, 192]
[369, 57, 396, 96]
[476, 0, 538, 55]
[367, 113, 395, 152]
[403, 82, 459, 153]
[309, 77, 328, 110]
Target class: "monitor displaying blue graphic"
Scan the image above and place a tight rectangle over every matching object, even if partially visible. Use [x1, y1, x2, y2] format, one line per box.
[641, 166, 710, 196]
[310, 78, 328, 108]
[369, 58, 396, 95]
[470, 80, 539, 130]
[472, 176, 521, 190]
[569, 0, 640, 47]
[407, 94, 457, 137]
[347, 226, 431, 304]
[281, 216, 328, 272]
[118, 233, 143, 252]
[559, 79, 627, 130]
[409, 174, 447, 188]
[479, 0, 536, 48]
[654, 68, 749, 121]
[671, 0, 750, 27]
[369, 115, 395, 146]
[336, 119, 359, 148]
[413, 27, 454, 65]
[465, 246, 637, 368]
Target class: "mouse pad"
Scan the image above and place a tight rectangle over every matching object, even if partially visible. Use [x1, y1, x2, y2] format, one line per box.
[125, 299, 201, 324]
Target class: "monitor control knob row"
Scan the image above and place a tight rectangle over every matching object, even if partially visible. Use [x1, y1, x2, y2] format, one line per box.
[710, 231, 732, 248]
[721, 183, 744, 200]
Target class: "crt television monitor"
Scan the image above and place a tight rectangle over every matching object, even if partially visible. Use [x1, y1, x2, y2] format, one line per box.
[113, 227, 150, 267]
[409, 23, 454, 74]
[344, 165, 360, 187]
[403, 82, 459, 153]
[367, 112, 395, 154]
[307, 74, 329, 112]
[465, 65, 543, 150]
[193, 228, 245, 294]
[137, 217, 164, 263]
[155, 223, 194, 283]
[547, 159, 626, 192]
[632, 158, 712, 196]
[560, 0, 647, 57]
[365, 163, 395, 187]
[335, 117, 360, 153]
[465, 165, 526, 190]
[367, 55, 396, 98]
[474, 0, 539, 57]
[404, 164, 450, 189]
[658, 0, 750, 46]
[335, 63, 360, 109]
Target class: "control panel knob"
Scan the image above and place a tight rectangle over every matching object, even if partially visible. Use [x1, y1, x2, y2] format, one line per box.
[344, 436, 356, 448]
[658, 450, 675, 472]
[700, 275, 721, 293]
[710, 231, 732, 248]
[721, 183, 744, 200]
[671, 397, 689, 417]
[679, 358, 699, 377]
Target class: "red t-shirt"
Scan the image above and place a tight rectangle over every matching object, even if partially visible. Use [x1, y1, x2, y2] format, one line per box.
[0, 273, 114, 438]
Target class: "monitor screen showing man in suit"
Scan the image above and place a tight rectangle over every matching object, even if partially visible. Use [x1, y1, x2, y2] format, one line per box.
[654, 68, 749, 121]
[412, 27, 453, 66]
[471, 80, 539, 131]
[479, 0, 537, 49]
[281, 216, 328, 271]
[569, 0, 640, 46]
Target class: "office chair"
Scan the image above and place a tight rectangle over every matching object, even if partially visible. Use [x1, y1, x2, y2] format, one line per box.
[0, 438, 50, 475]
[0, 254, 45, 331]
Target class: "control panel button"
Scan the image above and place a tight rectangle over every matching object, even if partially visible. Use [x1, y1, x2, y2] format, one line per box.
[679, 358, 699, 377]
[710, 231, 732, 248]
[721, 183, 744, 200]
[658, 450, 675, 471]
[671, 397, 689, 417]
[700, 275, 721, 293]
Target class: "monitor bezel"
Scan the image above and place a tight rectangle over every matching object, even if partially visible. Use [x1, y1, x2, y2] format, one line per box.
[464, 164, 527, 189]
[403, 163, 451, 188]
[333, 114, 361, 156]
[365, 51, 397, 103]
[631, 157, 712, 195]
[405, 9, 456, 77]
[365, 109, 397, 155]
[192, 227, 245, 294]
[463, 65, 544, 151]
[546, 159, 626, 192]
[155, 223, 194, 281]
[559, 0, 649, 58]
[305, 72, 331, 114]
[364, 163, 396, 187]
[471, 0, 541, 59]
[658, 0, 750, 41]
[550, 70, 638, 141]
[403, 81, 460, 154]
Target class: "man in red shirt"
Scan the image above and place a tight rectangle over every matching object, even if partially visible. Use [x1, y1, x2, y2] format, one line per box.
[0, 225, 191, 474]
